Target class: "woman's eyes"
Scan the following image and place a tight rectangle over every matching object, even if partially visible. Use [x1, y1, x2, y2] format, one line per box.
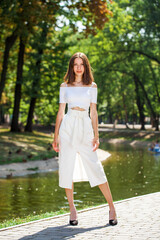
[74, 64, 84, 66]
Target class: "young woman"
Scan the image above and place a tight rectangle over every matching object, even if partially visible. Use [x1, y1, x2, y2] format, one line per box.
[52, 52, 117, 226]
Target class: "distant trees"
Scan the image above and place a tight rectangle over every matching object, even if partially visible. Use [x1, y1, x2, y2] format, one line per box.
[0, 0, 159, 131]
[77, 0, 159, 130]
[0, 0, 112, 131]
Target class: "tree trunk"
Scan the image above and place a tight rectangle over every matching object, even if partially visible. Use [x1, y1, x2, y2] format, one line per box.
[122, 92, 130, 128]
[0, 30, 18, 101]
[106, 94, 113, 123]
[133, 73, 159, 131]
[10, 37, 25, 132]
[25, 25, 47, 132]
[0, 30, 18, 124]
[149, 62, 160, 104]
[133, 76, 145, 130]
[25, 97, 37, 132]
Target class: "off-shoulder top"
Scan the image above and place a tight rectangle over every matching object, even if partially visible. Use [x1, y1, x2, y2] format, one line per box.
[59, 82, 97, 111]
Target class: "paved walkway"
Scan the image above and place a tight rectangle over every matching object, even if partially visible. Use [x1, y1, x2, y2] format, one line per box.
[0, 192, 160, 240]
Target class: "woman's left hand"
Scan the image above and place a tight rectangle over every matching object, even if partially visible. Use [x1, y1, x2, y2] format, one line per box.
[92, 136, 100, 152]
[52, 138, 60, 152]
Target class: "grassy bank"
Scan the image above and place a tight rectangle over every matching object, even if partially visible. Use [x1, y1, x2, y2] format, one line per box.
[0, 204, 93, 229]
[0, 200, 123, 230]
[0, 209, 67, 229]
[0, 128, 57, 165]
[99, 129, 160, 142]
[0, 127, 159, 165]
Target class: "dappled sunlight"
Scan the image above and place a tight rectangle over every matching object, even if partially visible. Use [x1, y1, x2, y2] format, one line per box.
[144, 133, 157, 139]
[0, 130, 55, 164]
[133, 132, 157, 140]
[100, 130, 160, 143]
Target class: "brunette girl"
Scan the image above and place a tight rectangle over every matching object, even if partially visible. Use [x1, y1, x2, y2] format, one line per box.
[52, 52, 117, 226]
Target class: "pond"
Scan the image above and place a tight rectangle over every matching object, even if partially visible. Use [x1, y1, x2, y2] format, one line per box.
[0, 143, 160, 223]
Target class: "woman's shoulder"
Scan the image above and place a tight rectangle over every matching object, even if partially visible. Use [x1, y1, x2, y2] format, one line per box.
[91, 82, 97, 88]
[60, 82, 67, 87]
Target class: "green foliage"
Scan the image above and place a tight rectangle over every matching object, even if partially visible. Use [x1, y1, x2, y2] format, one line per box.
[70, 0, 160, 127]
[0, 0, 159, 128]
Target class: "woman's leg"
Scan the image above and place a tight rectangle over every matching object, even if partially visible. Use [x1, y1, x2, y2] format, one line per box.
[65, 182, 77, 220]
[98, 182, 117, 219]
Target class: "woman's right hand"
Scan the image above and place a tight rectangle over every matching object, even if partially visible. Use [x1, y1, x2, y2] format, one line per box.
[52, 138, 60, 152]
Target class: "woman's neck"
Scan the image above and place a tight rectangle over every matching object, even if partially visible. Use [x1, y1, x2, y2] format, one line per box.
[75, 76, 83, 83]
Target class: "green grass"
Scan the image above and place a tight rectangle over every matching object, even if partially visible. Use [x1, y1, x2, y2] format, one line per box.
[0, 199, 125, 229]
[99, 129, 160, 142]
[0, 206, 90, 229]
[0, 209, 67, 229]
[0, 204, 103, 229]
[0, 129, 57, 165]
[26, 167, 39, 171]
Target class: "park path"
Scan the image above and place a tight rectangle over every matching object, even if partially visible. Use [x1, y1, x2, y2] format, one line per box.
[0, 192, 160, 240]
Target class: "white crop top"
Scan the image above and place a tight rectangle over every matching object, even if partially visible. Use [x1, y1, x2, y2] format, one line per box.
[59, 82, 97, 111]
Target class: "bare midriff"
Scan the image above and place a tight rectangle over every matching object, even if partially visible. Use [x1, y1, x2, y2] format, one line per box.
[71, 107, 86, 111]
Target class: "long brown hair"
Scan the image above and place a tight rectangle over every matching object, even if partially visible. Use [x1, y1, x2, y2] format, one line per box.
[64, 52, 94, 85]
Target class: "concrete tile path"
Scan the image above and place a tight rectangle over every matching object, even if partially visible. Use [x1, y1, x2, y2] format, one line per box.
[0, 192, 160, 240]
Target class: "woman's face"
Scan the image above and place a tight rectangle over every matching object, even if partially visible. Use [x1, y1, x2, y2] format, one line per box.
[73, 57, 85, 78]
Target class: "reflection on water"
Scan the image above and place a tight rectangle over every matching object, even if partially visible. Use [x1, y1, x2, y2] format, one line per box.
[0, 143, 160, 222]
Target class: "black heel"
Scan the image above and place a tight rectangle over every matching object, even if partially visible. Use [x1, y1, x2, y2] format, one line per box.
[109, 210, 118, 226]
[109, 219, 118, 226]
[69, 209, 78, 226]
[69, 220, 78, 226]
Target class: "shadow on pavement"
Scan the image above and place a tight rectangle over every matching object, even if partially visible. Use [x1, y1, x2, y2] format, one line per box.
[19, 223, 111, 240]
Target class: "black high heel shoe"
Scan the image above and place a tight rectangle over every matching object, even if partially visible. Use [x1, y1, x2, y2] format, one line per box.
[69, 210, 78, 226]
[109, 210, 118, 226]
[69, 219, 78, 226]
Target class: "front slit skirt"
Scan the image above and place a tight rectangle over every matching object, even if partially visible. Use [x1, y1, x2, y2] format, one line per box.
[58, 109, 107, 189]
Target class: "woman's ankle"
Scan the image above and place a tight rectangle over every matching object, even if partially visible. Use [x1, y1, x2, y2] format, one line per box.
[109, 205, 116, 212]
[70, 205, 76, 212]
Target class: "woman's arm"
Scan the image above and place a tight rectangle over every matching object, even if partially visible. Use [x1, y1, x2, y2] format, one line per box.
[52, 103, 66, 152]
[90, 103, 99, 151]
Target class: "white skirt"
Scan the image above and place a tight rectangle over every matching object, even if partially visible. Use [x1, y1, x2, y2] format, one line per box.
[58, 109, 107, 189]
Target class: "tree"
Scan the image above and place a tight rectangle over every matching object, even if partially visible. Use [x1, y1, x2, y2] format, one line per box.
[1, 0, 113, 131]
[24, 23, 48, 132]
[0, 0, 61, 129]
[73, 0, 160, 130]
[11, 37, 25, 131]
